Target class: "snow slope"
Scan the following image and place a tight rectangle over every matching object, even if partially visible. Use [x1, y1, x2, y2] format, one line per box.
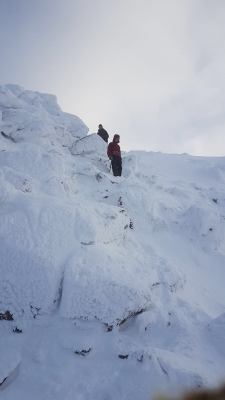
[0, 85, 225, 400]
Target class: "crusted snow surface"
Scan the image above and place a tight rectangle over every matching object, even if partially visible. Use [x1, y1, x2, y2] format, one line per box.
[60, 245, 153, 324]
[0, 85, 225, 400]
[70, 132, 107, 156]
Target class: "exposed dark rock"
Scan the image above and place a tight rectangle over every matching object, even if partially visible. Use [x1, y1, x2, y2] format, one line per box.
[75, 348, 91, 356]
[213, 199, 218, 204]
[0, 311, 13, 321]
[129, 220, 134, 229]
[103, 324, 113, 332]
[118, 354, 129, 359]
[13, 327, 23, 333]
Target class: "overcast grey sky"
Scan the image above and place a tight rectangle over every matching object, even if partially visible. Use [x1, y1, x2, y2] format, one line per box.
[1, 0, 225, 156]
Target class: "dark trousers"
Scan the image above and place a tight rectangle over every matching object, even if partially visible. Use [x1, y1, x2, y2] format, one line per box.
[112, 156, 122, 176]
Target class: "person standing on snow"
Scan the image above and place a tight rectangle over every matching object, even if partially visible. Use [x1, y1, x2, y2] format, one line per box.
[97, 124, 109, 143]
[107, 134, 122, 177]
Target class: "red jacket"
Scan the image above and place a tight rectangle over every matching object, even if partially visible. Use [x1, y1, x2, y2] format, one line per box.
[107, 140, 121, 158]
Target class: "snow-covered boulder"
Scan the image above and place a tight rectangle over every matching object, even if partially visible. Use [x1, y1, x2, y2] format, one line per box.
[63, 112, 89, 139]
[0, 85, 24, 110]
[0, 85, 88, 147]
[60, 246, 152, 325]
[179, 204, 224, 250]
[70, 133, 107, 156]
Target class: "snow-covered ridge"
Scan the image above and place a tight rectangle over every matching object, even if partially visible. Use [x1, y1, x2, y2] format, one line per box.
[0, 84, 88, 146]
[0, 85, 137, 324]
[0, 85, 225, 400]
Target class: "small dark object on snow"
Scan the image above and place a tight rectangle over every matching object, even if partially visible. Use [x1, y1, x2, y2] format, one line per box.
[213, 199, 218, 204]
[107, 325, 113, 332]
[129, 220, 134, 229]
[152, 282, 160, 288]
[119, 354, 129, 359]
[104, 324, 113, 332]
[103, 195, 108, 198]
[209, 228, 213, 231]
[13, 327, 23, 333]
[75, 348, 91, 356]
[0, 311, 13, 321]
[118, 197, 123, 206]
[137, 355, 143, 362]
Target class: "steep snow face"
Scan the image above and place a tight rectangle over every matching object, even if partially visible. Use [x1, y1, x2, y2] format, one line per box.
[0, 85, 225, 400]
[0, 85, 148, 323]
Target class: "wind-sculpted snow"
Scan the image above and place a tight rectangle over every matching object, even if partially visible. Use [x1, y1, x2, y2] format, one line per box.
[0, 191, 130, 317]
[0, 84, 88, 146]
[0, 85, 225, 400]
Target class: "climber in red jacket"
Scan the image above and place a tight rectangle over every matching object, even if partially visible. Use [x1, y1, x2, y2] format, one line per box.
[107, 135, 122, 177]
